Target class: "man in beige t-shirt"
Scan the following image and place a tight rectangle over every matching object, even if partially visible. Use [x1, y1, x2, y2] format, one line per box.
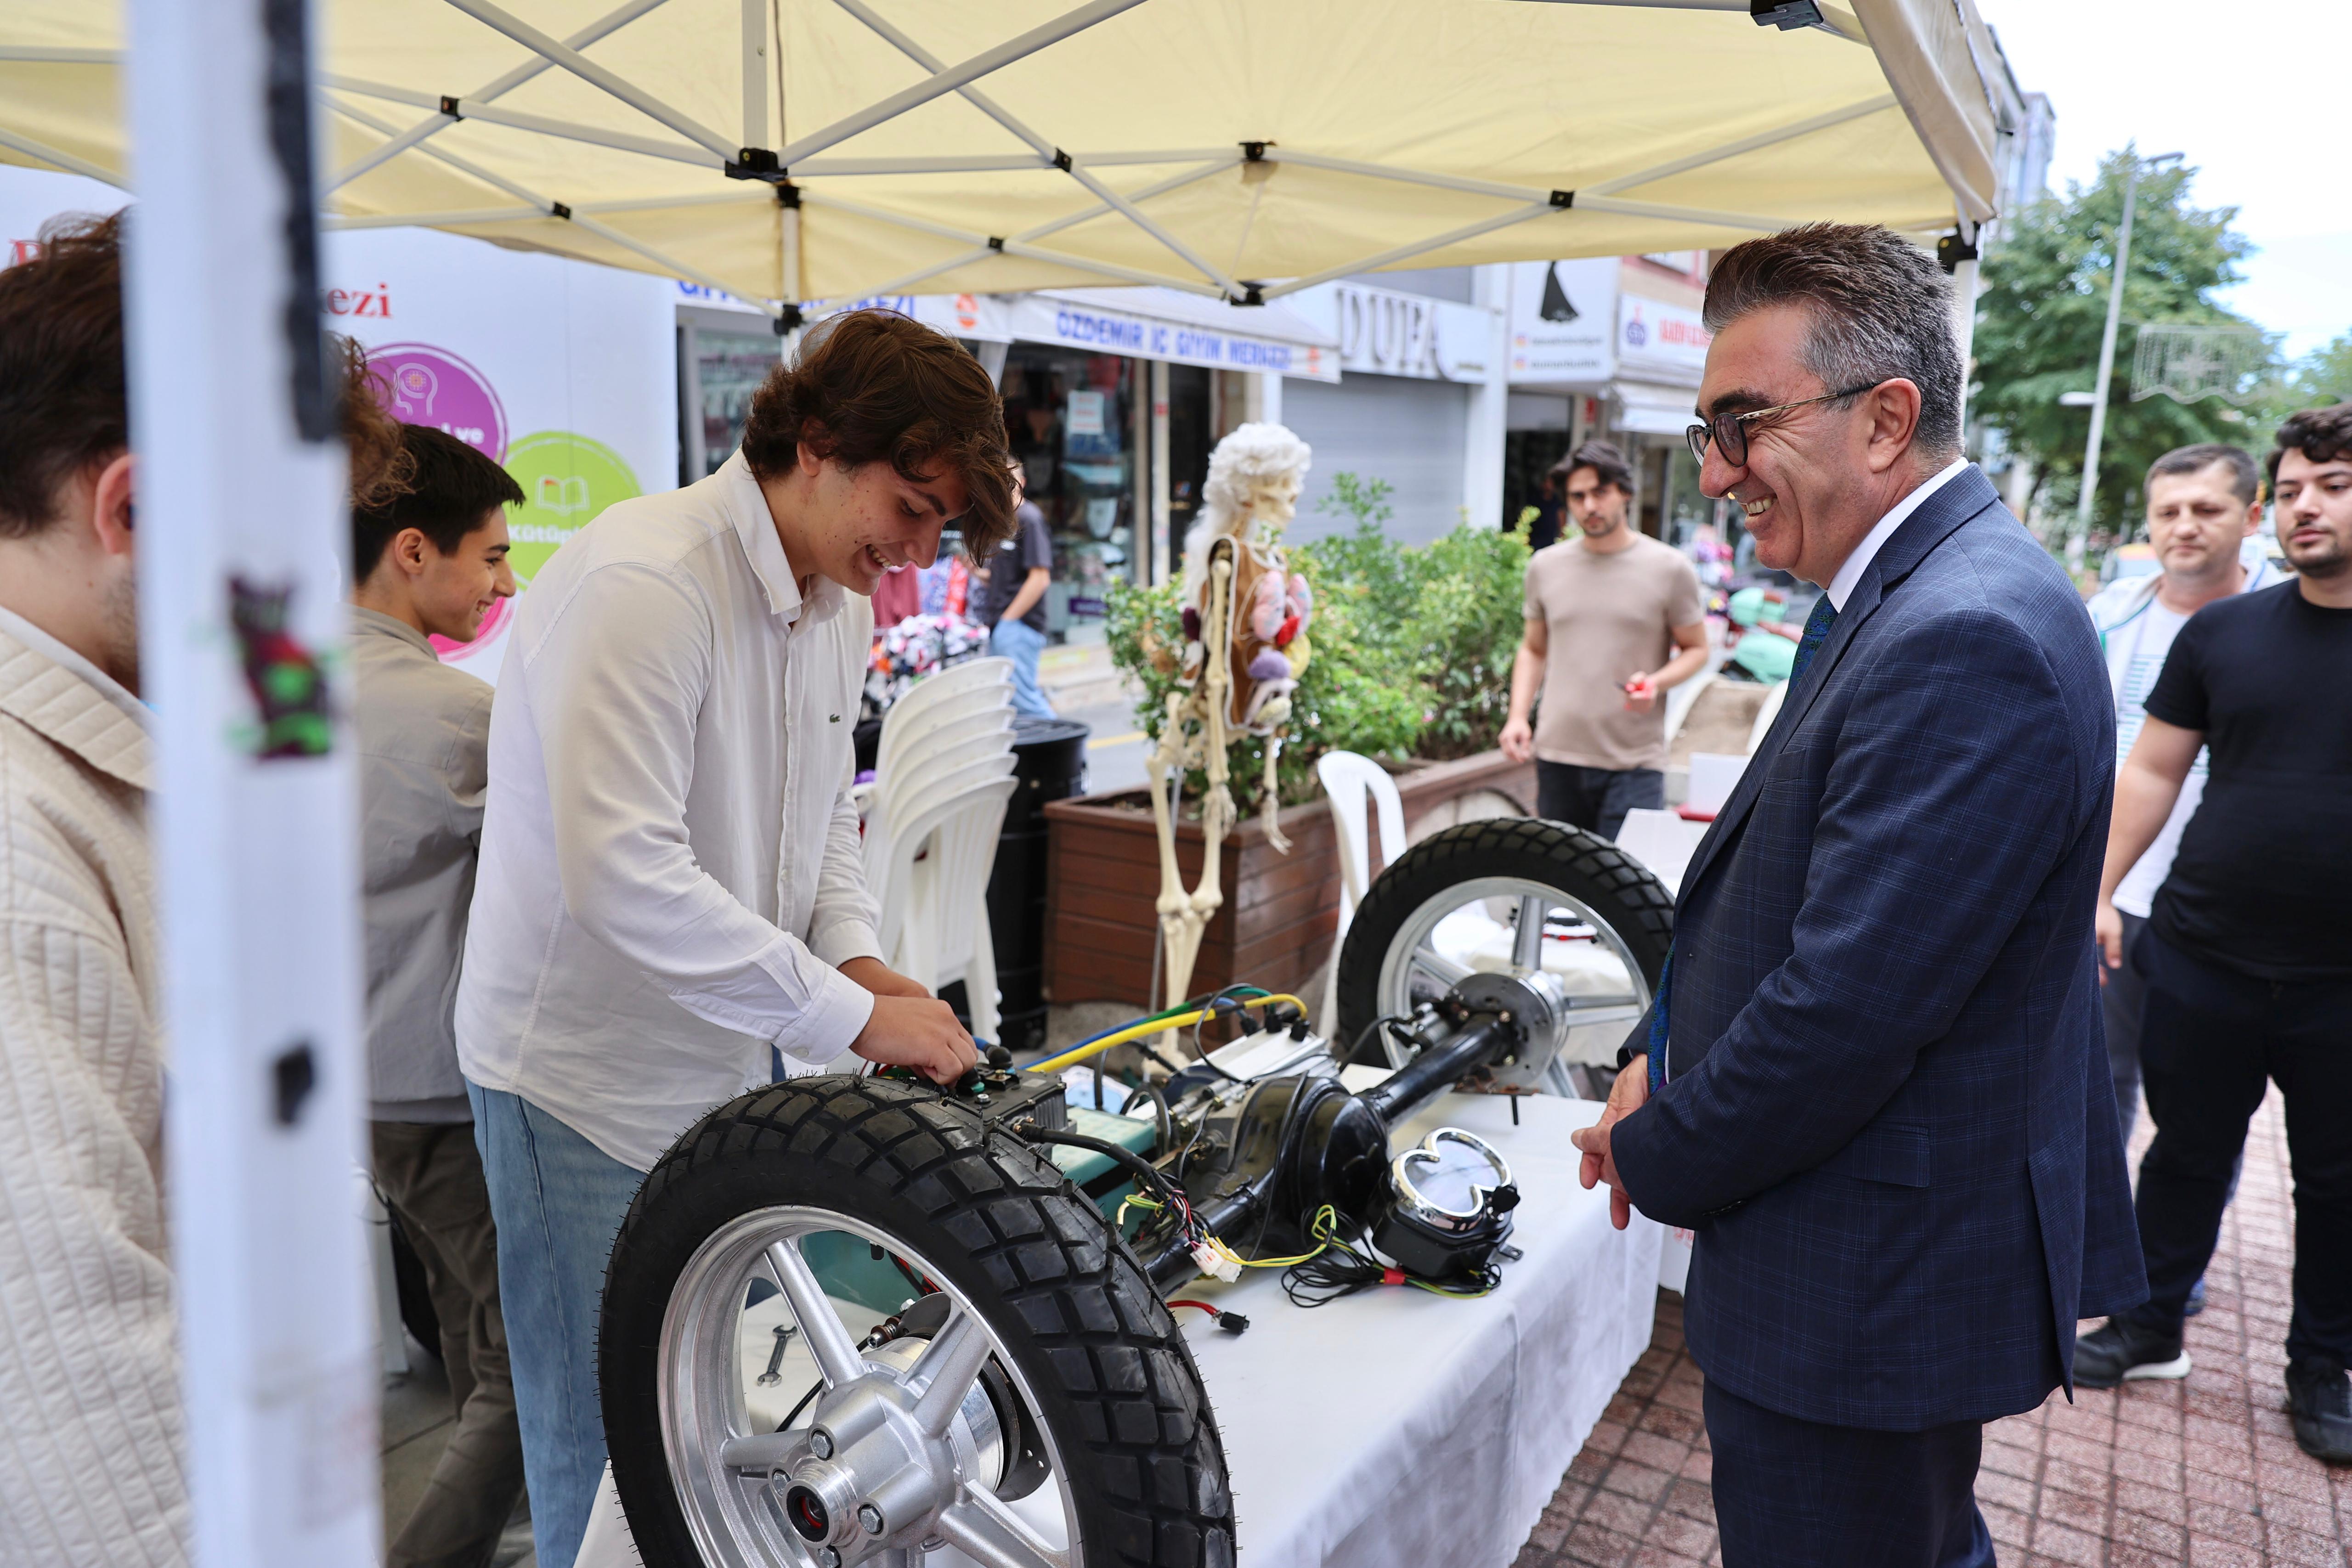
[1500, 440, 1708, 839]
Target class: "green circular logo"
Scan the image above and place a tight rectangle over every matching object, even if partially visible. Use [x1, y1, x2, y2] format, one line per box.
[501, 431, 642, 583]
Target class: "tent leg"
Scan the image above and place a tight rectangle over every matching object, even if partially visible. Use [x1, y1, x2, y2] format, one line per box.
[128, 0, 380, 1563]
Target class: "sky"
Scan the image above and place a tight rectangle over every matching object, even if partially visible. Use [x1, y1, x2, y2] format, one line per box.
[1986, 1, 2349, 360]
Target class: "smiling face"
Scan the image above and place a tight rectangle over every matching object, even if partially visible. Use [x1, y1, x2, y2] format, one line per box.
[2145, 461, 2259, 587]
[407, 506, 516, 643]
[780, 446, 972, 597]
[1694, 302, 1928, 587]
[2273, 447, 2352, 581]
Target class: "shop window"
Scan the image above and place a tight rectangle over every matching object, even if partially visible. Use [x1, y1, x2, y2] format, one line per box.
[685, 325, 780, 479]
[1503, 429, 1575, 539]
[1002, 346, 1137, 628]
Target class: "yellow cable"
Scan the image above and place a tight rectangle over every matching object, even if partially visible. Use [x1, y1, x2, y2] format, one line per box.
[1030, 993, 1308, 1075]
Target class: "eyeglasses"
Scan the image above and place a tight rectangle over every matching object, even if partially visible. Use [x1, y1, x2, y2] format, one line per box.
[1685, 383, 1883, 468]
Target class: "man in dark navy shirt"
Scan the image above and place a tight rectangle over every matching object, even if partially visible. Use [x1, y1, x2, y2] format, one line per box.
[2076, 402, 2352, 1465]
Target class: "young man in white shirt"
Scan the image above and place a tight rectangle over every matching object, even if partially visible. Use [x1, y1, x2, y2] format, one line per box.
[456, 309, 1015, 1568]
[2084, 444, 2279, 1144]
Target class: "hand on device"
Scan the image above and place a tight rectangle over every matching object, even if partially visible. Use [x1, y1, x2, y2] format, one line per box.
[1569, 1056, 1650, 1230]
[1499, 716, 1534, 763]
[850, 994, 978, 1085]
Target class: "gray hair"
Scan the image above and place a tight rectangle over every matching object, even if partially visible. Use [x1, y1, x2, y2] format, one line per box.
[1702, 223, 1962, 460]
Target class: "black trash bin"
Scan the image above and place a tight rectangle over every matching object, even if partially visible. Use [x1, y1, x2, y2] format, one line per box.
[982, 717, 1088, 1053]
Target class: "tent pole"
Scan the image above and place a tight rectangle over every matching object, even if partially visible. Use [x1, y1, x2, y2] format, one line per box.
[772, 0, 1153, 168]
[327, 80, 717, 167]
[326, 0, 670, 190]
[800, 189, 1227, 297]
[1575, 193, 1788, 231]
[126, 0, 379, 1561]
[441, 0, 739, 158]
[0, 123, 124, 186]
[742, 0, 767, 151]
[1260, 200, 1560, 299]
[830, 0, 1245, 297]
[1580, 93, 1897, 194]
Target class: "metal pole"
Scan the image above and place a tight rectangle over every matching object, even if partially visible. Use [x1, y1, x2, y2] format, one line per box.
[125, 0, 379, 1562]
[2070, 158, 2139, 573]
[2069, 152, 2179, 572]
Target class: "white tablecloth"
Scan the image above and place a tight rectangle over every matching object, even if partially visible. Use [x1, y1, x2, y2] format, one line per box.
[577, 1090, 1660, 1568]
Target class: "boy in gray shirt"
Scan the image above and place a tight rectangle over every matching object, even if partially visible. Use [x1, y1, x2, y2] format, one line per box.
[350, 424, 523, 1568]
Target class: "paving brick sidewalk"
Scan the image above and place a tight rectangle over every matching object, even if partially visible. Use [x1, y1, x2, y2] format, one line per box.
[1514, 1086, 2352, 1567]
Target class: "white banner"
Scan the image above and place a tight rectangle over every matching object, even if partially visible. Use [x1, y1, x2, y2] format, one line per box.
[1614, 292, 1713, 385]
[1507, 259, 1617, 385]
[323, 226, 679, 682]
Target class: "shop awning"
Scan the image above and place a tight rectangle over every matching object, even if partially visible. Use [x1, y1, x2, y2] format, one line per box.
[0, 0, 2001, 319]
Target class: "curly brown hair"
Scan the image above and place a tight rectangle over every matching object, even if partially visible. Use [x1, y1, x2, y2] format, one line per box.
[338, 336, 415, 511]
[739, 309, 1015, 554]
[2268, 402, 2352, 486]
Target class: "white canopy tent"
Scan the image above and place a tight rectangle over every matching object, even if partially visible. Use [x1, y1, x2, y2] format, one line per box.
[5, 0, 2005, 322]
[0, 5, 2005, 1565]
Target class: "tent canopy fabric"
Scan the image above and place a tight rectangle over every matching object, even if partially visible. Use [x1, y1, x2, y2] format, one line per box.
[0, 0, 1999, 316]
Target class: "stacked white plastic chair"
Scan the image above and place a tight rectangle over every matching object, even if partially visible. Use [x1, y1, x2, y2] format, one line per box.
[1316, 750, 1407, 1036]
[862, 657, 1018, 1040]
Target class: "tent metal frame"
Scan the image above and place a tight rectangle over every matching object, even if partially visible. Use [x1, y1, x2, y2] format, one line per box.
[0, 0, 1947, 309]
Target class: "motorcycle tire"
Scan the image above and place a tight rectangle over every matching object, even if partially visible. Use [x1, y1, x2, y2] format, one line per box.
[1334, 816, 1673, 1066]
[600, 1073, 1235, 1568]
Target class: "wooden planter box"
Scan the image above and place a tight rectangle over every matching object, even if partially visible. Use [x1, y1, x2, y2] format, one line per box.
[1042, 748, 1537, 1006]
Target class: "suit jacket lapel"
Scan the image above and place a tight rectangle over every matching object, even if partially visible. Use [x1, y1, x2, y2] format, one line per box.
[1674, 466, 2002, 905]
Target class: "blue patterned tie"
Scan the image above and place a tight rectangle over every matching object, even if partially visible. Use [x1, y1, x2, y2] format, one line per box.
[1646, 593, 1840, 1092]
[1789, 593, 1839, 685]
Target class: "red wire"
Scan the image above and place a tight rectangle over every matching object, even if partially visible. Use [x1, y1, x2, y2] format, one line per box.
[1167, 1299, 1222, 1318]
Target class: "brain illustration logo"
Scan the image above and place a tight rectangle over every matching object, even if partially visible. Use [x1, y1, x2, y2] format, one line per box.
[364, 342, 509, 460]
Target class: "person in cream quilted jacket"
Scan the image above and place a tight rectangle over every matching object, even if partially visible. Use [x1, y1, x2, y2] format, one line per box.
[0, 211, 411, 1568]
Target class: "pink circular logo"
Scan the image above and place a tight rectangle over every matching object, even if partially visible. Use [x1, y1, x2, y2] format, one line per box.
[366, 342, 508, 461]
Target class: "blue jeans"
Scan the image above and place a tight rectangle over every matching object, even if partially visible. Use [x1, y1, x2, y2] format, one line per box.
[990, 616, 1057, 720]
[467, 1082, 645, 1568]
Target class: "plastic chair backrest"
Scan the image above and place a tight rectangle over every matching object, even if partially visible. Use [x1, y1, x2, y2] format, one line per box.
[1317, 750, 1405, 1030]
[882, 710, 1013, 790]
[878, 661, 1011, 779]
[870, 777, 1017, 1016]
[868, 751, 1017, 884]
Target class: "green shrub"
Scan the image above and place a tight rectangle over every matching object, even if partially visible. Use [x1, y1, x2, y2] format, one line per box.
[1104, 470, 1529, 809]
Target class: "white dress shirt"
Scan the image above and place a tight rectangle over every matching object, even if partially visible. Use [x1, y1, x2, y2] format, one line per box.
[457, 451, 883, 1170]
[1823, 457, 1971, 610]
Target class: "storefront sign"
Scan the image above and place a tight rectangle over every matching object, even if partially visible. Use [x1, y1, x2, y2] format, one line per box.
[1506, 259, 1616, 385]
[1282, 282, 1497, 384]
[1005, 293, 1339, 382]
[1615, 293, 1712, 385]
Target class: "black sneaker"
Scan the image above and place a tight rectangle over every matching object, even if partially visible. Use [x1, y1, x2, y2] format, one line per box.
[2074, 1319, 2191, 1389]
[2285, 1358, 2352, 1465]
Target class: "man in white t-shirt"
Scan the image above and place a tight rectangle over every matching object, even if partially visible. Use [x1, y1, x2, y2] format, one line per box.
[2085, 443, 2279, 1142]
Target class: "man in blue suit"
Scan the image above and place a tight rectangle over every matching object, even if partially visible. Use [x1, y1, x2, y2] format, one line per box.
[1571, 224, 2146, 1566]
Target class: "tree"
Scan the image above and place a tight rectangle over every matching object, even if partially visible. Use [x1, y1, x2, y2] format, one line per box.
[2291, 331, 2352, 407]
[1973, 152, 2277, 549]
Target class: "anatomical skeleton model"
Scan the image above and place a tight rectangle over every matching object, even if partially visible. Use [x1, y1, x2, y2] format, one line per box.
[1145, 423, 1316, 1016]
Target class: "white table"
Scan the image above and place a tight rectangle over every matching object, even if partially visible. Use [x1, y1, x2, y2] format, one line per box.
[1183, 1090, 1660, 1568]
[578, 1090, 1660, 1568]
